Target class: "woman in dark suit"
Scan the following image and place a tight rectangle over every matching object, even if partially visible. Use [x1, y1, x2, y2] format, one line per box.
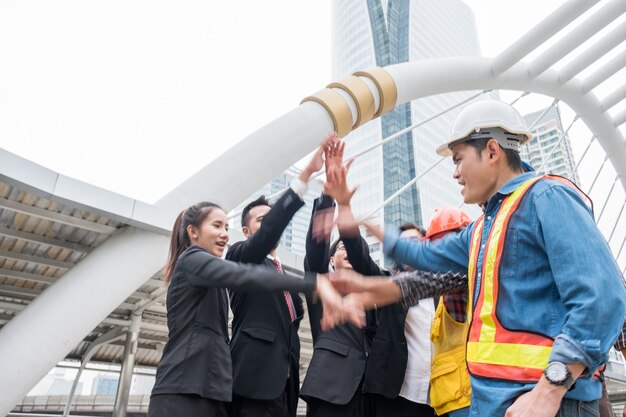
[148, 201, 355, 417]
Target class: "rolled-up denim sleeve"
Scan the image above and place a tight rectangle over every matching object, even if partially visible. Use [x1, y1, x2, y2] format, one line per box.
[614, 318, 626, 351]
[535, 185, 626, 372]
[384, 225, 472, 274]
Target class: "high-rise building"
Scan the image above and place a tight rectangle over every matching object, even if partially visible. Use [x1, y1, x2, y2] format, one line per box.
[231, 166, 324, 258]
[522, 106, 579, 182]
[332, 0, 484, 265]
[91, 375, 118, 396]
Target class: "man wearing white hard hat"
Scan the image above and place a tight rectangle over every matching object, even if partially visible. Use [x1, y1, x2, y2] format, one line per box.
[331, 100, 626, 417]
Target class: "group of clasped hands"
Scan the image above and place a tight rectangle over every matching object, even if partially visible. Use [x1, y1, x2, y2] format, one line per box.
[306, 133, 402, 332]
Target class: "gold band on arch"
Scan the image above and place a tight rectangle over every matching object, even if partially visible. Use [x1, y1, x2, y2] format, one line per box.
[301, 66, 398, 138]
[328, 76, 375, 128]
[353, 67, 397, 118]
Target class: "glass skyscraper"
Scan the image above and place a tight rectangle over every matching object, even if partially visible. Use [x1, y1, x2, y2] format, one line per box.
[333, 0, 484, 265]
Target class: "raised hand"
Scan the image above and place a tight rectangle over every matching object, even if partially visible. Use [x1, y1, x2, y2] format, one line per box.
[326, 159, 357, 206]
[301, 132, 340, 183]
[324, 134, 344, 181]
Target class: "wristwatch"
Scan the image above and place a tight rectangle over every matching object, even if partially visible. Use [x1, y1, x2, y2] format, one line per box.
[543, 362, 575, 389]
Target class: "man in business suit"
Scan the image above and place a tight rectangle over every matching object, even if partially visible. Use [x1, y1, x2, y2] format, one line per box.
[325, 157, 437, 417]
[300, 150, 376, 417]
[226, 136, 336, 417]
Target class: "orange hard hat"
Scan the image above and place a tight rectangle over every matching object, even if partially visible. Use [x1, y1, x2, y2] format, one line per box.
[425, 207, 472, 239]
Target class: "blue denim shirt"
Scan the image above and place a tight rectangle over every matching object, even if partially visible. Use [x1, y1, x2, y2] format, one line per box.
[384, 172, 626, 417]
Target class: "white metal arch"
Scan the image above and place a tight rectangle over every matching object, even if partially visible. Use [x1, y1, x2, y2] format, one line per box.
[388, 57, 626, 191]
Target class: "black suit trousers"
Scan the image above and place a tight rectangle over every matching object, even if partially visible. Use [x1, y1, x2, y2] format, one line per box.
[305, 382, 373, 417]
[231, 376, 297, 417]
[148, 394, 228, 417]
[371, 394, 438, 417]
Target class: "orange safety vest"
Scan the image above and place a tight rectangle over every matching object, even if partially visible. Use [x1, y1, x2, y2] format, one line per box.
[466, 175, 593, 383]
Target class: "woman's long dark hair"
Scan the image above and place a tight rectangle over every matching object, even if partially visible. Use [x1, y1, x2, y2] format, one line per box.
[164, 201, 222, 285]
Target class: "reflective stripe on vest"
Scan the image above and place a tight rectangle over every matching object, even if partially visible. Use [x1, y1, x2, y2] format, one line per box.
[466, 175, 593, 383]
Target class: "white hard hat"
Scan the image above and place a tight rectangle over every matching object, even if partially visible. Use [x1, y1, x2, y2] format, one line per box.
[436, 100, 533, 156]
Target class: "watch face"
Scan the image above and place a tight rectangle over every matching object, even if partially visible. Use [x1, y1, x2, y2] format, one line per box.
[546, 363, 568, 382]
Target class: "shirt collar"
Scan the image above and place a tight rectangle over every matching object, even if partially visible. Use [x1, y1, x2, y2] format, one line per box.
[495, 171, 538, 197]
[484, 171, 538, 212]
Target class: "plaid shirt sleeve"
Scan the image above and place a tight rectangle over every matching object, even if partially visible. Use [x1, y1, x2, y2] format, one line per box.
[392, 270, 468, 309]
[442, 291, 469, 323]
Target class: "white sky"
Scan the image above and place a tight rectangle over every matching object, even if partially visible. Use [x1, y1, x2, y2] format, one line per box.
[0, 1, 625, 261]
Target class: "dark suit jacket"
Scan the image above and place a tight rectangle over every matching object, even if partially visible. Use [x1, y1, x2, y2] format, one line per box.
[151, 246, 315, 402]
[226, 188, 306, 401]
[300, 195, 371, 405]
[342, 237, 411, 399]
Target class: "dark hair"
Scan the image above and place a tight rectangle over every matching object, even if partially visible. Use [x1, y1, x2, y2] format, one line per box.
[241, 195, 271, 227]
[329, 239, 343, 257]
[164, 202, 222, 285]
[466, 137, 523, 172]
[399, 222, 426, 238]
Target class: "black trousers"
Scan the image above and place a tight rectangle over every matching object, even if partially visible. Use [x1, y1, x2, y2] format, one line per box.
[306, 390, 373, 417]
[231, 377, 298, 417]
[148, 394, 228, 417]
[371, 394, 439, 417]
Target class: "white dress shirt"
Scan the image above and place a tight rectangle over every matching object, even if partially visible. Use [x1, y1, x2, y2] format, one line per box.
[398, 298, 435, 404]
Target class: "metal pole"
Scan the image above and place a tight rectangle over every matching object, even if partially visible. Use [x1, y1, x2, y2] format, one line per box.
[528, 99, 559, 131]
[363, 157, 446, 220]
[617, 234, 626, 262]
[536, 115, 579, 173]
[63, 365, 86, 417]
[609, 199, 626, 244]
[587, 155, 609, 195]
[510, 91, 529, 105]
[113, 313, 142, 417]
[574, 135, 597, 173]
[596, 175, 620, 224]
[63, 328, 126, 417]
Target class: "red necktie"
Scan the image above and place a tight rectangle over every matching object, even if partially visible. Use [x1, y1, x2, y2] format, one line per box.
[272, 257, 296, 322]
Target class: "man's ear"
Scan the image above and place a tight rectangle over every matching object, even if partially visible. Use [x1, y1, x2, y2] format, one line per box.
[330, 256, 335, 270]
[486, 139, 501, 161]
[242, 226, 251, 238]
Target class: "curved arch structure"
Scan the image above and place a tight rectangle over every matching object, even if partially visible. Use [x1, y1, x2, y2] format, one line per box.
[1, 1, 625, 414]
[390, 58, 626, 190]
